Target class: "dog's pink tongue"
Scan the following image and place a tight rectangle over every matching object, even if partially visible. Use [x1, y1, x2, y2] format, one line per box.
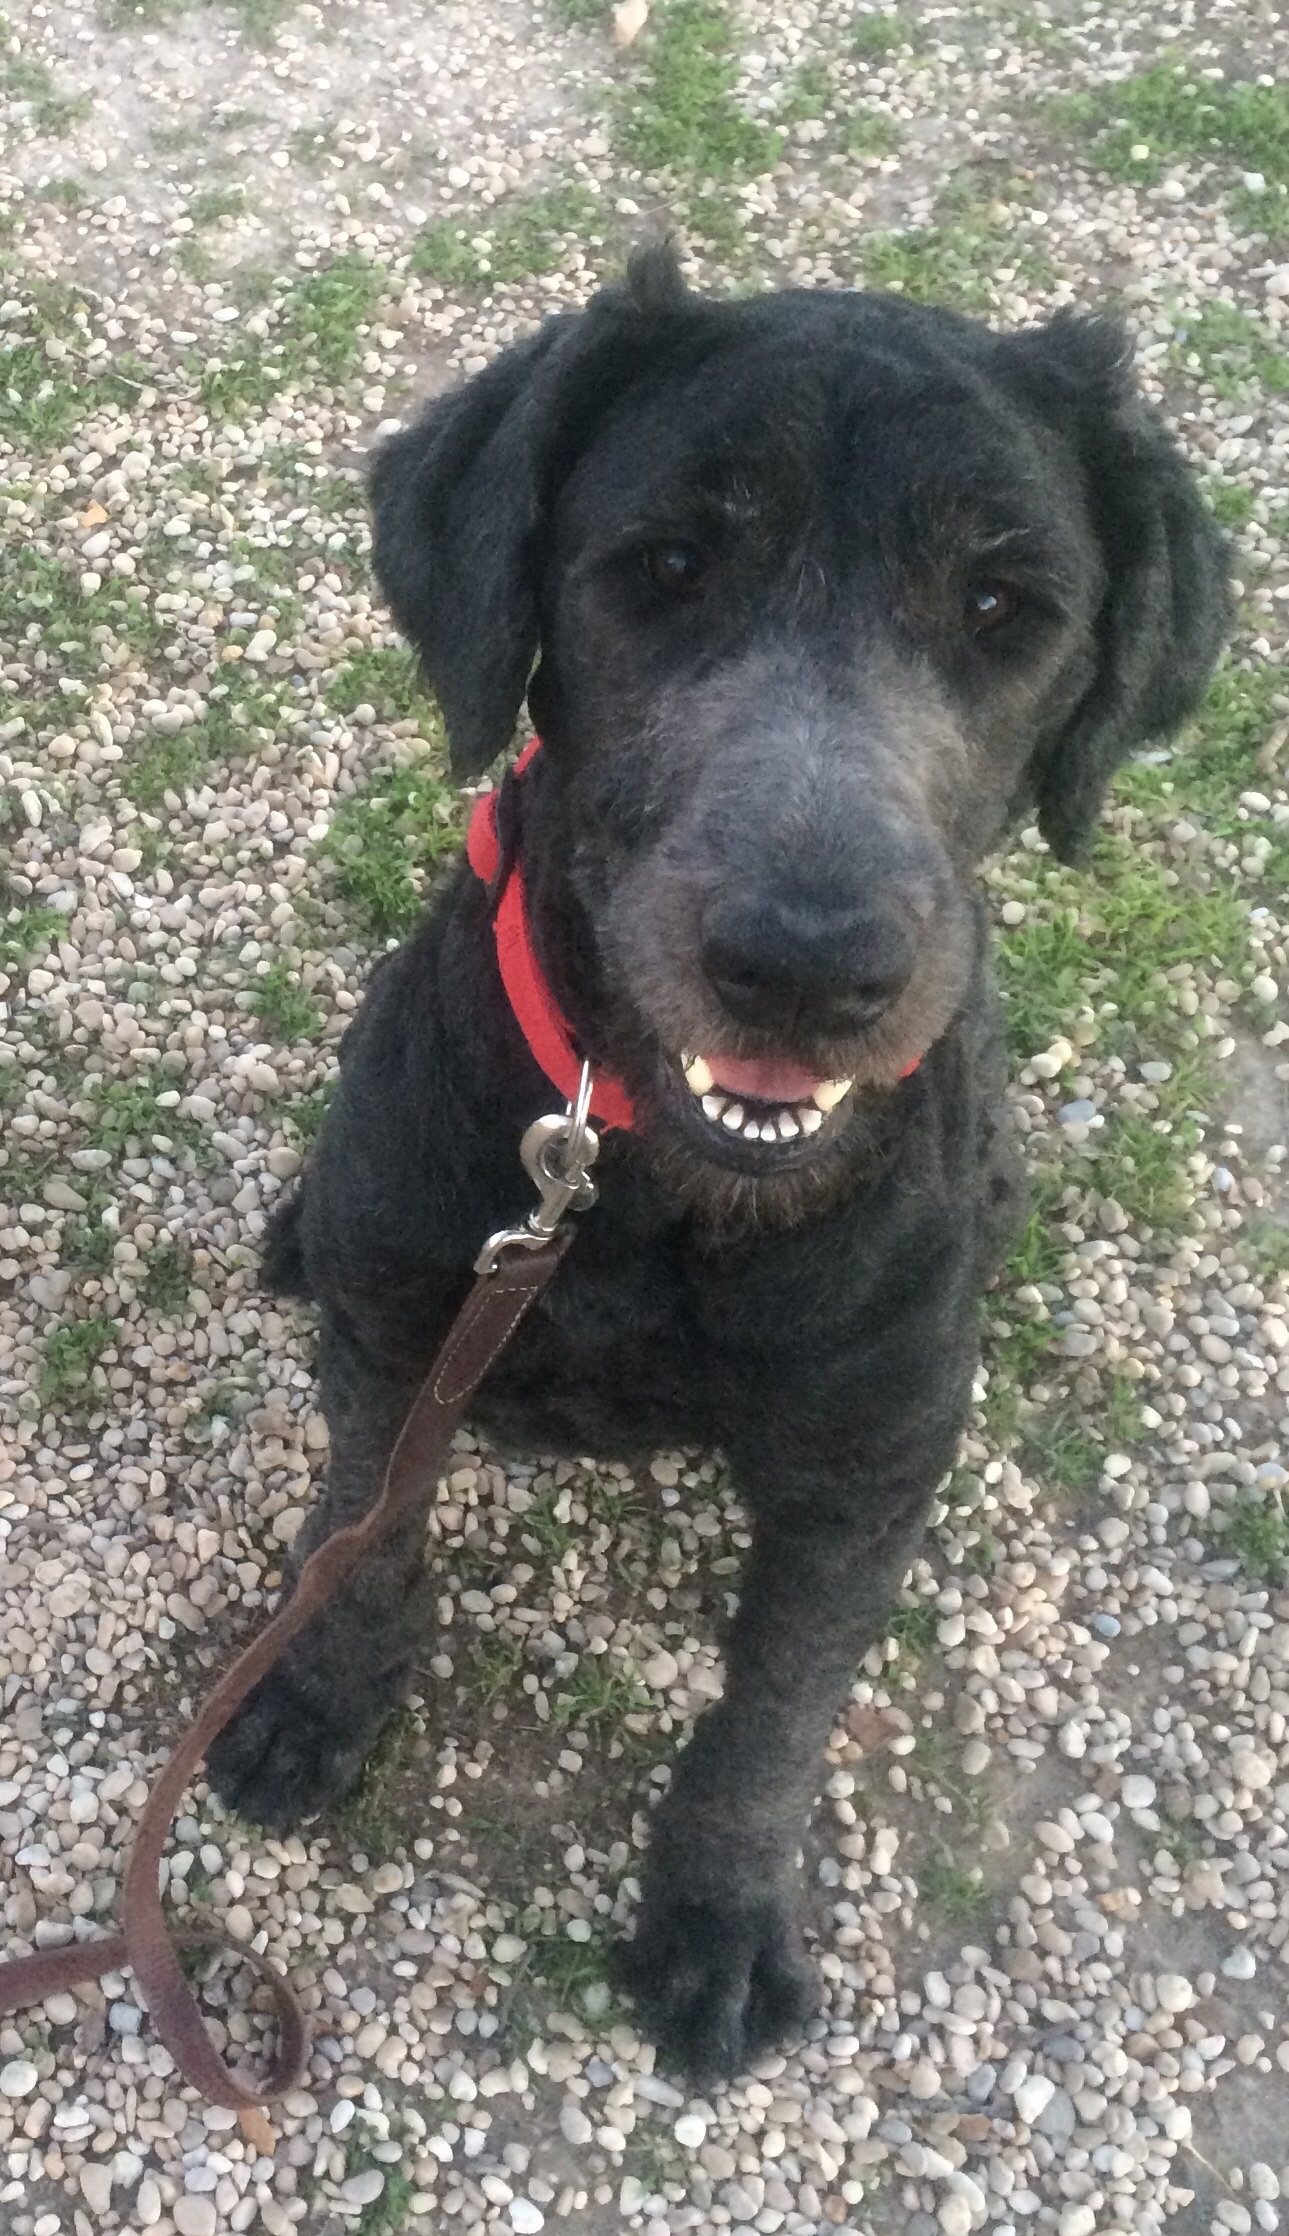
[706, 1055, 824, 1104]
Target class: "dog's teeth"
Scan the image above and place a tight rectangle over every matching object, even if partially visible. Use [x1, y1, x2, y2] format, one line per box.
[721, 1102, 746, 1132]
[744, 1118, 771, 1141]
[701, 1092, 727, 1122]
[777, 1109, 800, 1139]
[799, 1105, 824, 1135]
[812, 1077, 853, 1113]
[684, 1056, 714, 1097]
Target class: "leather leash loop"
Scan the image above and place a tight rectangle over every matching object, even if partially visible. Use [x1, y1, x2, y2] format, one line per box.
[0, 1076, 598, 2108]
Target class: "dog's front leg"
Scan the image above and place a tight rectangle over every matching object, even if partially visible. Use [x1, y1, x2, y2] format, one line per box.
[615, 1474, 935, 2080]
[206, 1322, 432, 1830]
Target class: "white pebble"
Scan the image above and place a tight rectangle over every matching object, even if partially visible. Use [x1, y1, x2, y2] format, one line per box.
[80, 2164, 114, 2215]
[1014, 2073, 1056, 2125]
[173, 2200, 218, 2236]
[340, 2169, 385, 2207]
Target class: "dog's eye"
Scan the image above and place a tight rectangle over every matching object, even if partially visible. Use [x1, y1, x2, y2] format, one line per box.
[644, 542, 707, 600]
[964, 581, 1022, 635]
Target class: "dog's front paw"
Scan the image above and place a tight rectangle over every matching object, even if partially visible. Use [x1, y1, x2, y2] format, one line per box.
[204, 1667, 386, 1831]
[612, 1887, 819, 2080]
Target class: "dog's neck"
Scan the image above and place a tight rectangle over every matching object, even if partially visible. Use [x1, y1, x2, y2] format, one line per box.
[467, 741, 638, 1132]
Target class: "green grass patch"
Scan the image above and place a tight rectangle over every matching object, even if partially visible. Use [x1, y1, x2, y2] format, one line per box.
[349, 2154, 415, 2236]
[102, 0, 184, 23]
[0, 905, 61, 975]
[1241, 1218, 1289, 1282]
[223, 0, 298, 43]
[187, 184, 247, 227]
[280, 1081, 334, 1147]
[1117, 663, 1285, 828]
[2, 51, 91, 136]
[286, 256, 386, 384]
[464, 1637, 526, 1702]
[618, 0, 781, 181]
[1100, 1371, 1145, 1448]
[1170, 304, 1289, 401]
[1089, 1107, 1202, 1235]
[39, 1315, 118, 1406]
[681, 188, 758, 262]
[120, 691, 281, 810]
[327, 647, 428, 724]
[851, 10, 917, 59]
[6, 547, 164, 673]
[1205, 480, 1256, 531]
[1022, 1408, 1102, 1492]
[410, 183, 602, 290]
[41, 177, 86, 211]
[63, 1203, 115, 1275]
[840, 106, 903, 159]
[1006, 1170, 1072, 1288]
[980, 1315, 1053, 1446]
[141, 1239, 192, 1315]
[1224, 1493, 1289, 1583]
[1154, 1816, 1205, 1873]
[1230, 179, 1289, 245]
[885, 1597, 939, 1669]
[319, 760, 465, 942]
[859, 171, 1051, 312]
[518, 1485, 579, 1563]
[551, 1661, 650, 1730]
[198, 254, 385, 416]
[918, 1850, 988, 1919]
[1045, 67, 1289, 189]
[288, 121, 340, 169]
[250, 961, 322, 1044]
[84, 1070, 202, 1160]
[531, 1924, 611, 2007]
[995, 911, 1086, 1063]
[997, 834, 1249, 1070]
[120, 729, 215, 810]
[776, 58, 833, 125]
[553, 0, 606, 22]
[329, 1705, 424, 1859]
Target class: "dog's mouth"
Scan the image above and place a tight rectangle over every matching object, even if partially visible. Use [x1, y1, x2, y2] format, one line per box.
[664, 1048, 855, 1165]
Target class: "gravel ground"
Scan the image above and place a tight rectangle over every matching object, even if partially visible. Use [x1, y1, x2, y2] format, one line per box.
[4, 2, 1289, 2234]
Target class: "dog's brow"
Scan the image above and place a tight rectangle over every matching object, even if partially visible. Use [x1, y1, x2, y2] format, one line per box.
[946, 517, 1077, 587]
[690, 480, 763, 527]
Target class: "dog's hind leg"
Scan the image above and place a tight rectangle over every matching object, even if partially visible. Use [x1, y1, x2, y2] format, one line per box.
[205, 1320, 432, 1830]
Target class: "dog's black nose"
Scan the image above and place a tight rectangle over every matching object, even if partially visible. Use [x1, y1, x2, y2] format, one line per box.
[702, 896, 916, 1037]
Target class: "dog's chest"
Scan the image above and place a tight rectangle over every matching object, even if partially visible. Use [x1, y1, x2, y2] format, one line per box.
[472, 1203, 717, 1458]
[467, 1149, 982, 1469]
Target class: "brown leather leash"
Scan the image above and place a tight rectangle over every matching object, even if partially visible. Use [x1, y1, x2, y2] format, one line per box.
[0, 1073, 602, 2108]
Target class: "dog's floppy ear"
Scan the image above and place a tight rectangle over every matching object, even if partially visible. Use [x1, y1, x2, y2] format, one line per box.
[369, 243, 691, 781]
[999, 313, 1231, 863]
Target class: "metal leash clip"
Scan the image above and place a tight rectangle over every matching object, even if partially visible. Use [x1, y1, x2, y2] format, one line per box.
[474, 1062, 601, 1275]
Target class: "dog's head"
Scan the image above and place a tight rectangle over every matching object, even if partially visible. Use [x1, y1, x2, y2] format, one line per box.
[371, 247, 1229, 1206]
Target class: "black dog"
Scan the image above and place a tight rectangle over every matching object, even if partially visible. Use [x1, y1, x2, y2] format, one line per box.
[209, 246, 1228, 2077]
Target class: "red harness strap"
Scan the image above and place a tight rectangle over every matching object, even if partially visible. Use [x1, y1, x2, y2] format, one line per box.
[466, 741, 920, 1128]
[467, 741, 637, 1132]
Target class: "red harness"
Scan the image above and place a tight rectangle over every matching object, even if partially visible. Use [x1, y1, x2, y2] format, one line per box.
[467, 740, 919, 1131]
